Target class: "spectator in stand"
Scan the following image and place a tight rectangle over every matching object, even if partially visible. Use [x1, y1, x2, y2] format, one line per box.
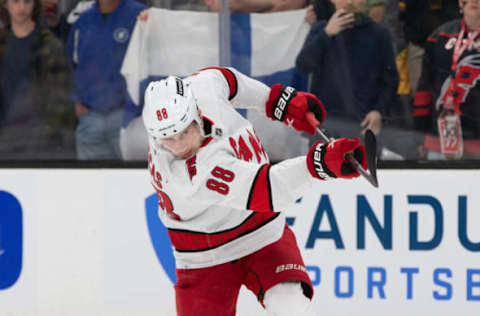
[306, 1, 413, 160]
[412, 0, 480, 160]
[404, 0, 461, 96]
[296, 0, 398, 146]
[43, 0, 147, 43]
[307, 0, 406, 55]
[66, 0, 146, 160]
[0, 0, 75, 159]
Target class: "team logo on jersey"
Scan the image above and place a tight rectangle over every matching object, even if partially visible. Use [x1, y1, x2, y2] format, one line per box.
[113, 28, 129, 43]
[229, 128, 267, 163]
[436, 54, 480, 110]
[145, 193, 177, 284]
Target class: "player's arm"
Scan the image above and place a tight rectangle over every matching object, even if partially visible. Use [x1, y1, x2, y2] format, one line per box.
[191, 139, 366, 213]
[199, 66, 327, 135]
[273, 137, 367, 209]
[199, 66, 271, 112]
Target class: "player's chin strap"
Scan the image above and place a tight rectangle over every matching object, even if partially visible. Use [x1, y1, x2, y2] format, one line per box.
[306, 112, 379, 188]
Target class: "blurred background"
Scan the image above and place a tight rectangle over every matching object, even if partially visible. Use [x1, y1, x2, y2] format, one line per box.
[1, 0, 478, 166]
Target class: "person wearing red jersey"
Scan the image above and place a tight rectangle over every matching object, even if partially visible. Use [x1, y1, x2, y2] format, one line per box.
[143, 67, 367, 316]
[413, 0, 480, 159]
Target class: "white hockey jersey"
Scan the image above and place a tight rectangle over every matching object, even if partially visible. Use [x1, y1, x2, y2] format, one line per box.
[147, 67, 317, 269]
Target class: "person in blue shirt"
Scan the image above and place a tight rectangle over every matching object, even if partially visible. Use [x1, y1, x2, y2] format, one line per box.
[66, 0, 146, 160]
[296, 0, 398, 146]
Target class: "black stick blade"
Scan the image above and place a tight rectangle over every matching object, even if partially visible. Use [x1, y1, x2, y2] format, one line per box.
[365, 129, 378, 187]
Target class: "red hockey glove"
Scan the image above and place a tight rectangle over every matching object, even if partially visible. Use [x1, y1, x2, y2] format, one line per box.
[306, 138, 367, 180]
[266, 84, 326, 135]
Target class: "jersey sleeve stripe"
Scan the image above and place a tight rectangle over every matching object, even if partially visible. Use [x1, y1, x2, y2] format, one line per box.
[246, 164, 273, 212]
[201, 67, 238, 100]
[167, 212, 280, 252]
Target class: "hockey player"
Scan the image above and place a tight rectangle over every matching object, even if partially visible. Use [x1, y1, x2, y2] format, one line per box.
[143, 67, 367, 316]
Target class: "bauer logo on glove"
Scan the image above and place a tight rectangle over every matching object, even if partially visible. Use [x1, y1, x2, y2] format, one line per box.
[266, 84, 327, 135]
[312, 142, 331, 180]
[307, 138, 367, 180]
[273, 86, 296, 121]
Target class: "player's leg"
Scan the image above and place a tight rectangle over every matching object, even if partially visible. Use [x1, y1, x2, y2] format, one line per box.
[243, 224, 314, 314]
[174, 261, 243, 316]
[263, 281, 316, 316]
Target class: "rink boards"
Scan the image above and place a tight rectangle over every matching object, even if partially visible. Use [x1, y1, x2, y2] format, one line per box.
[0, 169, 479, 316]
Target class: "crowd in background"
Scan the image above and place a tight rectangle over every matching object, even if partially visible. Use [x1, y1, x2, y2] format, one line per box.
[0, 0, 478, 162]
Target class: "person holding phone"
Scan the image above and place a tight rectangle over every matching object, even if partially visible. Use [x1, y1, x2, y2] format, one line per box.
[296, 0, 399, 155]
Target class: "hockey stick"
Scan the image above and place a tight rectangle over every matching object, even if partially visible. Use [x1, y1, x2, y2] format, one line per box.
[306, 113, 379, 188]
[364, 129, 378, 187]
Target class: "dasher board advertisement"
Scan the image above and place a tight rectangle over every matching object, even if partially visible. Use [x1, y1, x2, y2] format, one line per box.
[0, 169, 478, 316]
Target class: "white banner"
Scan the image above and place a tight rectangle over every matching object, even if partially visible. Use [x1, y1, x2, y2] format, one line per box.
[0, 169, 478, 316]
[121, 8, 310, 105]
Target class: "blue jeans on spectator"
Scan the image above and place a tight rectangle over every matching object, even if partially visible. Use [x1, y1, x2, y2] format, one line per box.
[76, 107, 123, 160]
